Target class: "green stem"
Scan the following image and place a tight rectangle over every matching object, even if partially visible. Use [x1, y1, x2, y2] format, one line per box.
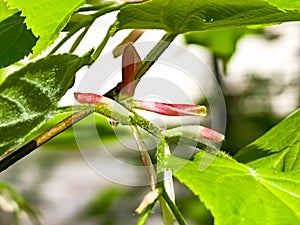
[135, 33, 177, 80]
[69, 24, 91, 53]
[159, 196, 175, 225]
[161, 189, 187, 225]
[157, 138, 176, 225]
[49, 26, 83, 55]
[50, 3, 124, 55]
[78, 2, 116, 12]
[212, 53, 222, 84]
[91, 21, 118, 62]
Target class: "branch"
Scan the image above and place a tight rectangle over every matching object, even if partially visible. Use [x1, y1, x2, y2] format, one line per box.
[0, 32, 177, 172]
[0, 110, 93, 172]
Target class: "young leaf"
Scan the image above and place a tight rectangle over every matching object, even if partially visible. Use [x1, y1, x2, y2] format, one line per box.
[265, 0, 300, 11]
[6, 0, 86, 57]
[0, 13, 37, 68]
[0, 0, 18, 22]
[117, 0, 300, 34]
[235, 109, 300, 172]
[0, 53, 91, 155]
[164, 152, 300, 225]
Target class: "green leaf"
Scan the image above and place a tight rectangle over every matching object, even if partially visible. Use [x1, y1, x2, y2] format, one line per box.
[184, 28, 262, 67]
[265, 0, 300, 11]
[235, 109, 300, 172]
[0, 53, 91, 155]
[0, 13, 37, 68]
[6, 0, 86, 57]
[117, 0, 300, 34]
[0, 0, 18, 22]
[164, 152, 300, 225]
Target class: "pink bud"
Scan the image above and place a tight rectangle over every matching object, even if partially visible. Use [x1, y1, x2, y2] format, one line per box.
[74, 92, 132, 119]
[199, 127, 224, 142]
[74, 92, 103, 104]
[120, 44, 142, 98]
[133, 100, 207, 116]
[163, 125, 224, 144]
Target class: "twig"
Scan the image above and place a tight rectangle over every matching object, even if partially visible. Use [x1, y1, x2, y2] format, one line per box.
[0, 32, 177, 172]
[0, 110, 93, 172]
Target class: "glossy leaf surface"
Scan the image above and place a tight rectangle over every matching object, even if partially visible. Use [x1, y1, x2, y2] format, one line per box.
[117, 0, 300, 34]
[164, 151, 300, 225]
[0, 54, 91, 154]
[235, 109, 300, 171]
[0, 13, 37, 68]
[6, 0, 86, 56]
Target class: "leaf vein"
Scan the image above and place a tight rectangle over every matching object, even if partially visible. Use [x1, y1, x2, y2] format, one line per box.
[0, 93, 27, 113]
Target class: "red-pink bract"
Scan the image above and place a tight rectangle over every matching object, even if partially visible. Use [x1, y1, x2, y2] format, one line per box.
[133, 100, 206, 116]
[74, 92, 103, 104]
